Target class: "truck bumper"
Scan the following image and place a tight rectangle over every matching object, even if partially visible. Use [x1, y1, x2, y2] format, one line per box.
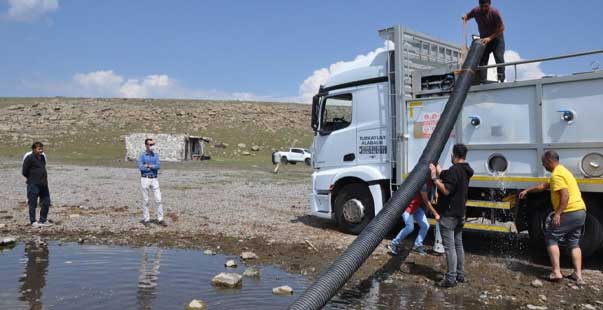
[310, 191, 332, 219]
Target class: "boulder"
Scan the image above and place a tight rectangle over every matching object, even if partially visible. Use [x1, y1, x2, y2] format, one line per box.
[272, 285, 293, 295]
[251, 145, 260, 151]
[185, 299, 206, 310]
[203, 250, 216, 256]
[225, 259, 237, 268]
[531, 279, 543, 288]
[241, 151, 251, 156]
[243, 267, 261, 278]
[0, 236, 16, 246]
[211, 272, 242, 288]
[240, 251, 258, 260]
[237, 143, 246, 148]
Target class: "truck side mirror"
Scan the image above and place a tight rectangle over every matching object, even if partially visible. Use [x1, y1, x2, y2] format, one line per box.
[311, 95, 320, 132]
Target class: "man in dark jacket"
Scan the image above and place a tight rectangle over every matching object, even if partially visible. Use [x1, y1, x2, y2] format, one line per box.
[22, 142, 52, 227]
[430, 144, 474, 287]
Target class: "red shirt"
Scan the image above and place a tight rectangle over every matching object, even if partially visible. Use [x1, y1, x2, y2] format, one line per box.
[405, 194, 423, 214]
[467, 6, 504, 38]
[405, 180, 433, 214]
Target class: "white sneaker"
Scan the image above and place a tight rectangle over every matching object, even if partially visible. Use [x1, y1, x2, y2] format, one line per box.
[31, 222, 41, 228]
[36, 222, 53, 227]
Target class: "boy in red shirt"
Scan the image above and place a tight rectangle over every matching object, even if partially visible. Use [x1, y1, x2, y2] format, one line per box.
[387, 179, 439, 255]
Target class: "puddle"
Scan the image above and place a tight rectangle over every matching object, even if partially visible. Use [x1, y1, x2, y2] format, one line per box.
[0, 241, 508, 309]
[0, 241, 308, 309]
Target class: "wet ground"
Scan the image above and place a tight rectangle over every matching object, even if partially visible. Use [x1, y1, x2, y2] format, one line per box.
[1, 231, 601, 309]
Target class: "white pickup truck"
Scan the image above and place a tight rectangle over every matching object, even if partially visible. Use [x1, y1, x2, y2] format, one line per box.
[273, 148, 312, 165]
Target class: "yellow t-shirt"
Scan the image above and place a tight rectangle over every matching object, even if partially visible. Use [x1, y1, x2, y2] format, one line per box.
[549, 165, 586, 213]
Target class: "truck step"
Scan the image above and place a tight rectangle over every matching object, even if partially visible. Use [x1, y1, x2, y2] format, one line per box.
[465, 200, 511, 210]
[427, 218, 514, 233]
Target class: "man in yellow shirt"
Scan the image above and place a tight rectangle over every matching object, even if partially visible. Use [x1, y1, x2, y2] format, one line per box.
[519, 150, 587, 284]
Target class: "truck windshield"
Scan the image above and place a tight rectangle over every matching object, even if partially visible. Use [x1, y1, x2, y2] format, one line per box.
[320, 94, 352, 133]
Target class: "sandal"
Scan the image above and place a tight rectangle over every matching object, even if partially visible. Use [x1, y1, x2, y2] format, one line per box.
[565, 273, 586, 285]
[543, 273, 563, 283]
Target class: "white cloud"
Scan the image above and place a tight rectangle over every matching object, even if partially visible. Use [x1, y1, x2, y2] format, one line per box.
[66, 70, 283, 102]
[298, 45, 390, 103]
[299, 47, 550, 102]
[6, 0, 59, 21]
[487, 50, 547, 81]
[73, 70, 124, 96]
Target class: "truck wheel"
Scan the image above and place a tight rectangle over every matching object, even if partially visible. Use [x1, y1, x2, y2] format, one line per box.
[580, 213, 603, 258]
[305, 158, 311, 166]
[529, 206, 603, 258]
[334, 183, 374, 235]
[281, 156, 288, 165]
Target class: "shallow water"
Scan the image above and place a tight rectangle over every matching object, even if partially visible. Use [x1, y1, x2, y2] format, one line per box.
[0, 241, 500, 309]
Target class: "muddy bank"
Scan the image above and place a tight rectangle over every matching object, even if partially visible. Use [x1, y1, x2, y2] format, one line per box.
[1, 162, 602, 309]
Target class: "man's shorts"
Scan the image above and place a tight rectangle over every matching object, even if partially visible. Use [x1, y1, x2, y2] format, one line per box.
[544, 210, 586, 250]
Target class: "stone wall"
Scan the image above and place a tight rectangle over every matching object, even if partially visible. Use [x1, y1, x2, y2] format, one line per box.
[125, 133, 187, 162]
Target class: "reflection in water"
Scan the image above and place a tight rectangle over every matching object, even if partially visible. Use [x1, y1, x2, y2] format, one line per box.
[19, 241, 49, 310]
[137, 247, 162, 310]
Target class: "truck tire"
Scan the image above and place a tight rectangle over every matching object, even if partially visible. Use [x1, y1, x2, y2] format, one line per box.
[305, 158, 311, 166]
[281, 156, 288, 165]
[580, 213, 603, 258]
[334, 183, 374, 235]
[528, 206, 603, 258]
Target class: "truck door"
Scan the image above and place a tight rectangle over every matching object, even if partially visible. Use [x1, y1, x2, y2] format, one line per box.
[313, 93, 356, 168]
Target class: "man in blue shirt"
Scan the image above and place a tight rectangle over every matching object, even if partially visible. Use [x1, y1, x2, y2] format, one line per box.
[138, 138, 166, 227]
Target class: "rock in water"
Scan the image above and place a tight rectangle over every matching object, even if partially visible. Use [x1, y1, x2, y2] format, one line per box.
[185, 299, 206, 310]
[531, 279, 543, 288]
[240, 251, 258, 260]
[203, 250, 215, 256]
[225, 259, 237, 268]
[211, 272, 242, 288]
[272, 285, 293, 295]
[0, 237, 16, 245]
[243, 267, 261, 278]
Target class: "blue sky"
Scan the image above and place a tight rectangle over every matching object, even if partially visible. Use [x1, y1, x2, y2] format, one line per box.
[1, 0, 602, 102]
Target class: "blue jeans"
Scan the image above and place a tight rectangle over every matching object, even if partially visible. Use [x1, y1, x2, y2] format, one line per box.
[440, 216, 464, 282]
[27, 183, 50, 224]
[392, 207, 430, 248]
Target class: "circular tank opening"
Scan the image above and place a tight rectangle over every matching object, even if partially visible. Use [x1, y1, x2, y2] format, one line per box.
[581, 152, 603, 177]
[487, 153, 508, 174]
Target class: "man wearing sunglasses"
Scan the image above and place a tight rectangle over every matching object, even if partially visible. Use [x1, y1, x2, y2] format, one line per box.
[138, 138, 166, 227]
[463, 0, 506, 83]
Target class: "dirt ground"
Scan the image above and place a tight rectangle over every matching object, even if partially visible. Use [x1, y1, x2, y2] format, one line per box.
[1, 161, 602, 309]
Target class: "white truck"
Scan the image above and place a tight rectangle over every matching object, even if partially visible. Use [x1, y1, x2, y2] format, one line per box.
[273, 148, 312, 165]
[309, 25, 603, 257]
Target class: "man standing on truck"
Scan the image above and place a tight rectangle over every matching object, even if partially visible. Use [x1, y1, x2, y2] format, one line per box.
[519, 150, 587, 284]
[430, 144, 474, 288]
[463, 0, 505, 83]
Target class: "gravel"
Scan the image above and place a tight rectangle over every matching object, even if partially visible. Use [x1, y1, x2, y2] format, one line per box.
[0, 161, 357, 248]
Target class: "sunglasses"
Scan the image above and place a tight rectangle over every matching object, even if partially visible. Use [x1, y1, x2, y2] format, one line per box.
[147, 143, 155, 146]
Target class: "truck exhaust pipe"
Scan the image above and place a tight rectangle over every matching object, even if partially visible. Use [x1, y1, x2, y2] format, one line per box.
[289, 39, 486, 310]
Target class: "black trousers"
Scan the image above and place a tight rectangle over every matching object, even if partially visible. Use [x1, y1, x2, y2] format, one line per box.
[478, 35, 505, 82]
[27, 183, 50, 223]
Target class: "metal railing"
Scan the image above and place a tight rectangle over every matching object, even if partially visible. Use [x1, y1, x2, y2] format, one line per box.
[477, 49, 603, 82]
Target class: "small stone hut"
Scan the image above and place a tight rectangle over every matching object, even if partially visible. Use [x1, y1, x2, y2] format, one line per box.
[125, 133, 210, 162]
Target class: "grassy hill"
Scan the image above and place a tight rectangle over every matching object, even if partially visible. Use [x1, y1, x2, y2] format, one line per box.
[0, 97, 313, 167]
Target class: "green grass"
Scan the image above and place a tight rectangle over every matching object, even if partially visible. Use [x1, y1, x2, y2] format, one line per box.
[0, 97, 314, 169]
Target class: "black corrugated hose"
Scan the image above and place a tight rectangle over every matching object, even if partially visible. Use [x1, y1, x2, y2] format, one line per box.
[289, 40, 485, 310]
